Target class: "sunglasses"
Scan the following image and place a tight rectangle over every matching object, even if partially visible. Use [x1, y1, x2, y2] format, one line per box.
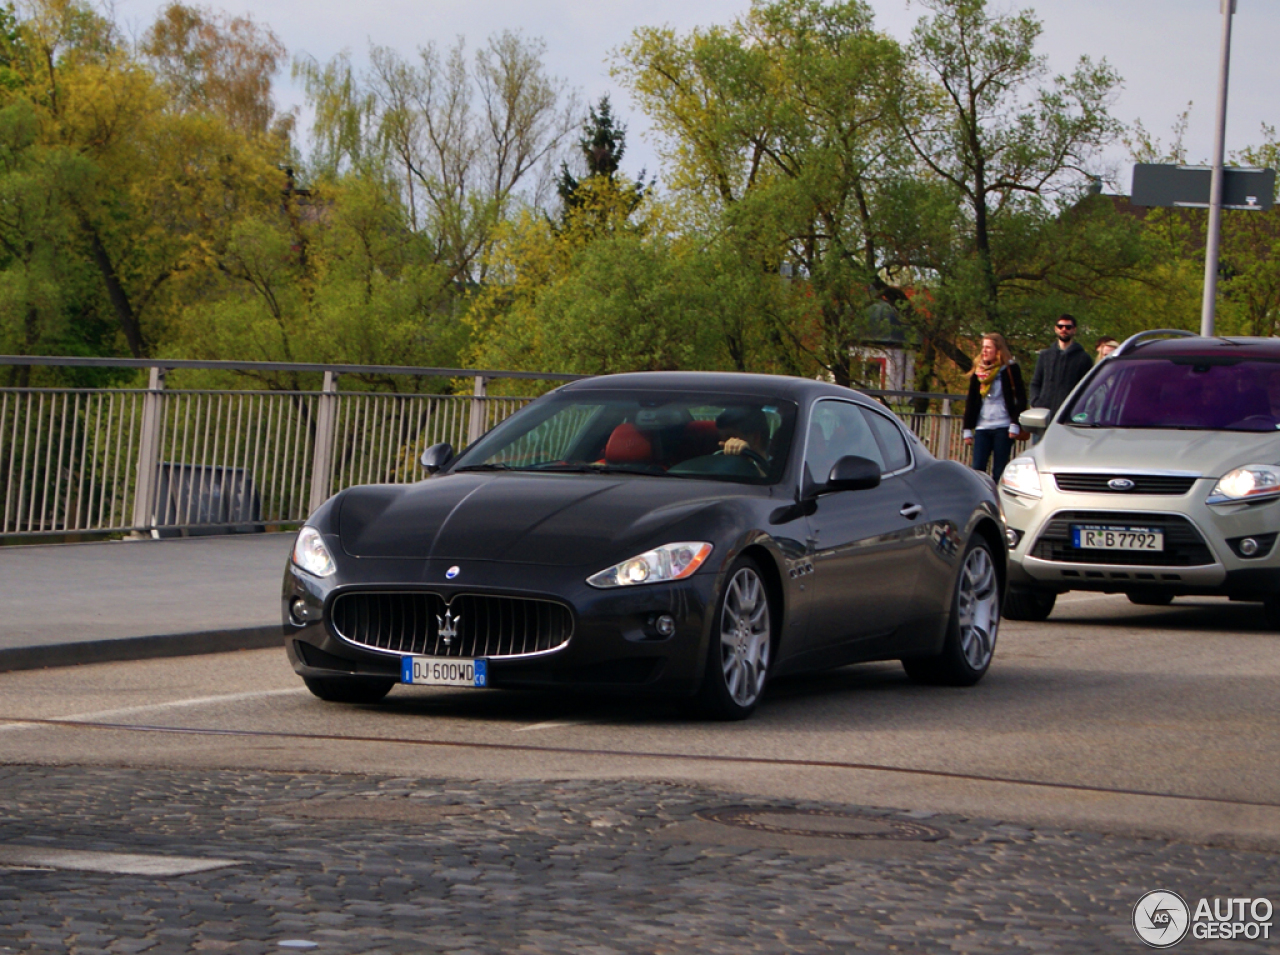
[1056, 324, 1075, 330]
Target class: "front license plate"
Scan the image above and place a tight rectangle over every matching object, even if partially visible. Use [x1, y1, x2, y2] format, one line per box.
[1071, 525, 1164, 551]
[401, 656, 488, 687]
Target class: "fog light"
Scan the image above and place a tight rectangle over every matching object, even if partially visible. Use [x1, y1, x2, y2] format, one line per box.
[655, 614, 676, 637]
[1240, 537, 1260, 556]
[290, 598, 311, 624]
[1005, 526, 1024, 548]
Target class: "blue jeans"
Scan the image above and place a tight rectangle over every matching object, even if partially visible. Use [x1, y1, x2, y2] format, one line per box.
[972, 428, 1014, 481]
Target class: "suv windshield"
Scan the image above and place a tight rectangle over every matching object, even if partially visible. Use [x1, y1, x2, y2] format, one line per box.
[1064, 358, 1280, 432]
[451, 391, 798, 485]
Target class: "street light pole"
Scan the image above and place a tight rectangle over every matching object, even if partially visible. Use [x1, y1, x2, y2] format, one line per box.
[1201, 0, 1237, 337]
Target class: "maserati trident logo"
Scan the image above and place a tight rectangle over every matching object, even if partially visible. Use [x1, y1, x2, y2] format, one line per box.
[1109, 477, 1137, 491]
[437, 608, 461, 646]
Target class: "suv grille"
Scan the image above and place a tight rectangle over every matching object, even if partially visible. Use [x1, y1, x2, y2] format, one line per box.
[1030, 511, 1214, 566]
[331, 592, 573, 658]
[1054, 473, 1198, 495]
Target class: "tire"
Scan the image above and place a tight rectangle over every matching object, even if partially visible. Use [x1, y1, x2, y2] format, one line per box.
[1263, 596, 1280, 631]
[695, 557, 773, 720]
[1127, 591, 1174, 606]
[903, 538, 1001, 686]
[302, 675, 396, 704]
[1004, 586, 1057, 621]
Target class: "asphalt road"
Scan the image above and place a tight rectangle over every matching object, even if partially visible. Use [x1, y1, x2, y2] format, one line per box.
[2, 568, 1279, 952]
[1, 592, 1277, 850]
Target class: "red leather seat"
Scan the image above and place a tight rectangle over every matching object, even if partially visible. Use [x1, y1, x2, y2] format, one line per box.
[676, 420, 720, 461]
[605, 423, 653, 464]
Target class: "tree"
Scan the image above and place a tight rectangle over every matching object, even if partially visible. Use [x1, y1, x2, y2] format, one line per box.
[141, 2, 292, 142]
[554, 94, 647, 227]
[899, 0, 1127, 332]
[617, 0, 924, 385]
[295, 31, 579, 284]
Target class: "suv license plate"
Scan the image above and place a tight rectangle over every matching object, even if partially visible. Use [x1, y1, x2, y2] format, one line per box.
[401, 656, 487, 687]
[1072, 525, 1164, 551]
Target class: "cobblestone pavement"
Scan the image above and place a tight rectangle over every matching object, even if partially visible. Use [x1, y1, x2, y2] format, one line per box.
[0, 766, 1277, 954]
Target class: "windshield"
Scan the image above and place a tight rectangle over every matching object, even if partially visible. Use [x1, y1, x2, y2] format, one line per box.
[1063, 358, 1280, 432]
[451, 391, 798, 485]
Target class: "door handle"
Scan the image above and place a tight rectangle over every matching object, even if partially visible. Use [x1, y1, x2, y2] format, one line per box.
[900, 503, 924, 520]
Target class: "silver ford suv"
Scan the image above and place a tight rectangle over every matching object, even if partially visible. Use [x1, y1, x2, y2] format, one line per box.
[1000, 330, 1280, 625]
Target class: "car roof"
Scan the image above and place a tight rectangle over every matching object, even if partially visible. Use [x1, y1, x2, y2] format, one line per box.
[555, 370, 875, 404]
[1119, 334, 1280, 361]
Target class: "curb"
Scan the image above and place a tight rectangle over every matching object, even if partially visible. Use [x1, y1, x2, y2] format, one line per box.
[0, 626, 283, 673]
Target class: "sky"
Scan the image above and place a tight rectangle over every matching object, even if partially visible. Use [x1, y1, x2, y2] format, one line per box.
[118, 0, 1278, 195]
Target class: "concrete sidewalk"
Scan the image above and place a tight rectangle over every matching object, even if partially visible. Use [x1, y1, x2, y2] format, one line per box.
[0, 533, 293, 671]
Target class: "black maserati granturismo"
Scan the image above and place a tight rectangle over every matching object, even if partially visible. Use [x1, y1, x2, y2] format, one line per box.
[283, 371, 1005, 719]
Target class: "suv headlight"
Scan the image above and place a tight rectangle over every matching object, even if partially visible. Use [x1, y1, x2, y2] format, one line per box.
[999, 457, 1043, 499]
[292, 526, 336, 577]
[587, 542, 713, 588]
[1208, 465, 1280, 505]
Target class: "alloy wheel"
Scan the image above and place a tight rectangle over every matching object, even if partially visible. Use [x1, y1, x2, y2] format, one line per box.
[956, 545, 999, 670]
[719, 567, 771, 707]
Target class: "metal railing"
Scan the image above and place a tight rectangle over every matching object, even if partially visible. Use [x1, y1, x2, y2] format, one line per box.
[0, 357, 967, 540]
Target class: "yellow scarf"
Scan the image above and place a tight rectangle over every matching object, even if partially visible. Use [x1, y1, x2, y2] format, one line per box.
[975, 361, 1004, 399]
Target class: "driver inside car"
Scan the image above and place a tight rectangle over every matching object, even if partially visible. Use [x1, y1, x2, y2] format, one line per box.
[716, 406, 771, 475]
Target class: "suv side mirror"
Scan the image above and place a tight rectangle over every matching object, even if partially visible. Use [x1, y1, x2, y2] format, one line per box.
[420, 442, 454, 474]
[822, 455, 881, 493]
[1020, 408, 1051, 431]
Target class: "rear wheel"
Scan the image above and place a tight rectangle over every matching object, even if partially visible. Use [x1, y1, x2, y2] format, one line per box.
[302, 675, 396, 704]
[1004, 586, 1057, 621]
[1127, 591, 1174, 606]
[695, 557, 773, 720]
[903, 538, 1001, 686]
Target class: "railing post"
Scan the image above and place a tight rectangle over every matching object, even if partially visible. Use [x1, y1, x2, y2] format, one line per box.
[131, 366, 166, 534]
[939, 398, 954, 461]
[309, 371, 338, 515]
[467, 375, 489, 446]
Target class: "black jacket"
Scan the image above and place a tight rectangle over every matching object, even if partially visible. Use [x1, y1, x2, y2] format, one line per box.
[963, 363, 1027, 432]
[1029, 341, 1093, 413]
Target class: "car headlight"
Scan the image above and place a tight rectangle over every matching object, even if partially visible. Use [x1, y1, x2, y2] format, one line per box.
[999, 457, 1043, 499]
[1208, 465, 1280, 505]
[587, 542, 714, 589]
[292, 526, 336, 577]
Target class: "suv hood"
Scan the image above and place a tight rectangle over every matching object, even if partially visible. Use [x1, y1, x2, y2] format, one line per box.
[1035, 425, 1280, 478]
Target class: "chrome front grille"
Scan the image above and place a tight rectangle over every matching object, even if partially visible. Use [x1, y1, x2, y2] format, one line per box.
[1053, 473, 1198, 495]
[330, 592, 573, 658]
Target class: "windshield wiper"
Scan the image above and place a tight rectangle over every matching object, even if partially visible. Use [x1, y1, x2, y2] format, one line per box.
[454, 463, 517, 471]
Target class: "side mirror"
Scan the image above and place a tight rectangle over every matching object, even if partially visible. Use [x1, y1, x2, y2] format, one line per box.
[822, 455, 881, 493]
[420, 442, 454, 475]
[1019, 408, 1051, 431]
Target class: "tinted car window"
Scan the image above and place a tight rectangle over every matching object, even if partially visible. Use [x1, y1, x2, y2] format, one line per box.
[806, 400, 885, 483]
[1064, 359, 1280, 432]
[862, 408, 911, 472]
[453, 391, 798, 485]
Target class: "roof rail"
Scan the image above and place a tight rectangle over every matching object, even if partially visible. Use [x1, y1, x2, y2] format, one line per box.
[1112, 329, 1198, 358]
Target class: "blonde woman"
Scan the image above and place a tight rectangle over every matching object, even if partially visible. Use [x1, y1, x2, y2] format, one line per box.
[962, 333, 1027, 481]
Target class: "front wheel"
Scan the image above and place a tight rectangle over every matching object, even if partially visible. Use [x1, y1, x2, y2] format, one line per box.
[1004, 586, 1057, 621]
[903, 537, 1001, 686]
[694, 557, 773, 720]
[302, 675, 396, 704]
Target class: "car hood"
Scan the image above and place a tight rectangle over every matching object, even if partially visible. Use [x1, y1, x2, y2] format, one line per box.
[337, 472, 739, 564]
[1036, 425, 1280, 478]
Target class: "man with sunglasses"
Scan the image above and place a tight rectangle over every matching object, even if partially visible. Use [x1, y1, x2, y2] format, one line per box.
[1029, 314, 1093, 416]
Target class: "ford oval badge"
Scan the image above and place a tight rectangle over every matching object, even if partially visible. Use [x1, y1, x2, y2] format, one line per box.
[446, 565, 460, 579]
[1108, 478, 1136, 491]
